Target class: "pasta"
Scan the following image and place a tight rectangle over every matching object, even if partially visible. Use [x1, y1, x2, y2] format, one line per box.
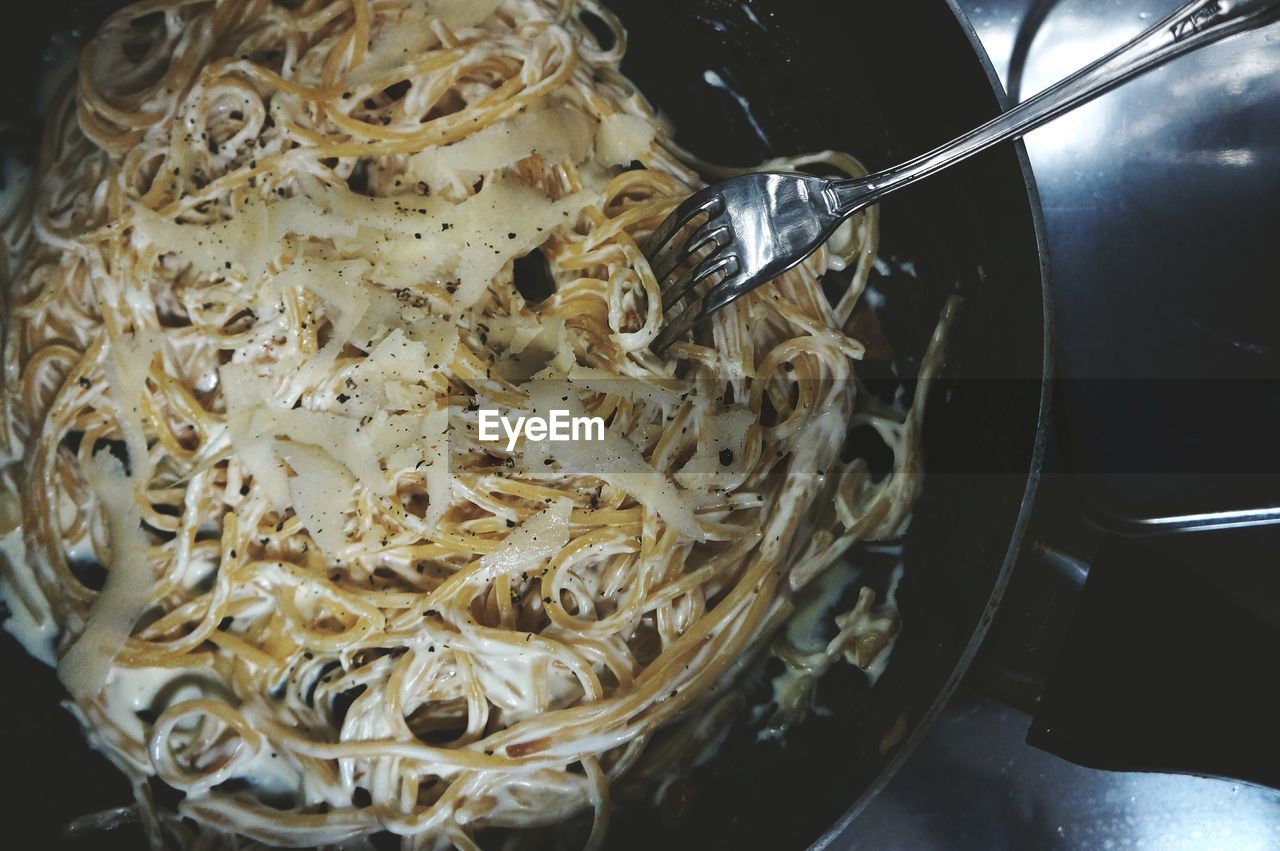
[0, 1, 949, 848]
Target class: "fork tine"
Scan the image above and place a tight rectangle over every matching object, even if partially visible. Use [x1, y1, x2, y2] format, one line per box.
[646, 188, 724, 266]
[699, 270, 755, 317]
[650, 270, 756, 354]
[650, 294, 707, 354]
[661, 252, 739, 310]
[652, 223, 732, 286]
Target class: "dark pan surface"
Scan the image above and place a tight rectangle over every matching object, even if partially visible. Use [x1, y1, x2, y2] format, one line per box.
[603, 2, 1048, 847]
[0, 1, 1050, 847]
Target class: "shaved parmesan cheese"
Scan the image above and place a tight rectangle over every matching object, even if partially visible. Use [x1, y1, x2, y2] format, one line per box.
[132, 193, 359, 282]
[276, 259, 372, 393]
[267, 192, 361, 245]
[367, 407, 450, 529]
[347, 2, 441, 87]
[525, 382, 703, 540]
[218, 365, 292, 507]
[491, 318, 571, 382]
[429, 0, 500, 30]
[222, 360, 389, 498]
[271, 409, 387, 497]
[485, 315, 558, 356]
[452, 182, 591, 309]
[597, 113, 656, 166]
[385, 381, 432, 411]
[342, 325, 455, 417]
[58, 451, 155, 701]
[133, 201, 270, 281]
[408, 104, 594, 190]
[268, 181, 589, 313]
[276, 441, 355, 562]
[104, 330, 160, 485]
[361, 329, 431, 383]
[351, 286, 429, 350]
[478, 499, 572, 581]
[674, 406, 756, 489]
[276, 259, 373, 342]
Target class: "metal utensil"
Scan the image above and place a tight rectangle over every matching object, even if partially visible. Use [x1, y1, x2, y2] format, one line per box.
[646, 0, 1280, 353]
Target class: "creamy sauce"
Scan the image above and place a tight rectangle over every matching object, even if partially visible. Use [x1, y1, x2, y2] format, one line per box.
[58, 452, 157, 701]
[863, 561, 905, 686]
[702, 69, 771, 148]
[0, 524, 58, 665]
[740, 4, 765, 28]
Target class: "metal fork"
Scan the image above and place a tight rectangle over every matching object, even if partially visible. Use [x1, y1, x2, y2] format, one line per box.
[647, 0, 1280, 353]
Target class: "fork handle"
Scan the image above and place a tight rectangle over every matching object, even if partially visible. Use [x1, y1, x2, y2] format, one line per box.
[827, 0, 1280, 215]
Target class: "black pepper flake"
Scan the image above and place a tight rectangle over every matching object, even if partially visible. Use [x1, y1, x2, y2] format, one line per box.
[719, 448, 735, 466]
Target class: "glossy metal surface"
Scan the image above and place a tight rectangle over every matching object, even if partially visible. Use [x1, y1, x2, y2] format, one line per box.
[854, 687, 1280, 850]
[647, 171, 838, 352]
[971, 0, 1280, 525]
[646, 0, 1280, 354]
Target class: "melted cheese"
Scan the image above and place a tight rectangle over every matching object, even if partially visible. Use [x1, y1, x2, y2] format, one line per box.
[58, 451, 155, 701]
[104, 330, 160, 484]
[0, 521, 58, 666]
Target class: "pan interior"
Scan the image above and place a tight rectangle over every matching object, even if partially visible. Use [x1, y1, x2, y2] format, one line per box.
[0, 2, 1048, 848]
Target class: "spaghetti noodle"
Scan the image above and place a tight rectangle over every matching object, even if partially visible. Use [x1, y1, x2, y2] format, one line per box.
[0, 1, 948, 847]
